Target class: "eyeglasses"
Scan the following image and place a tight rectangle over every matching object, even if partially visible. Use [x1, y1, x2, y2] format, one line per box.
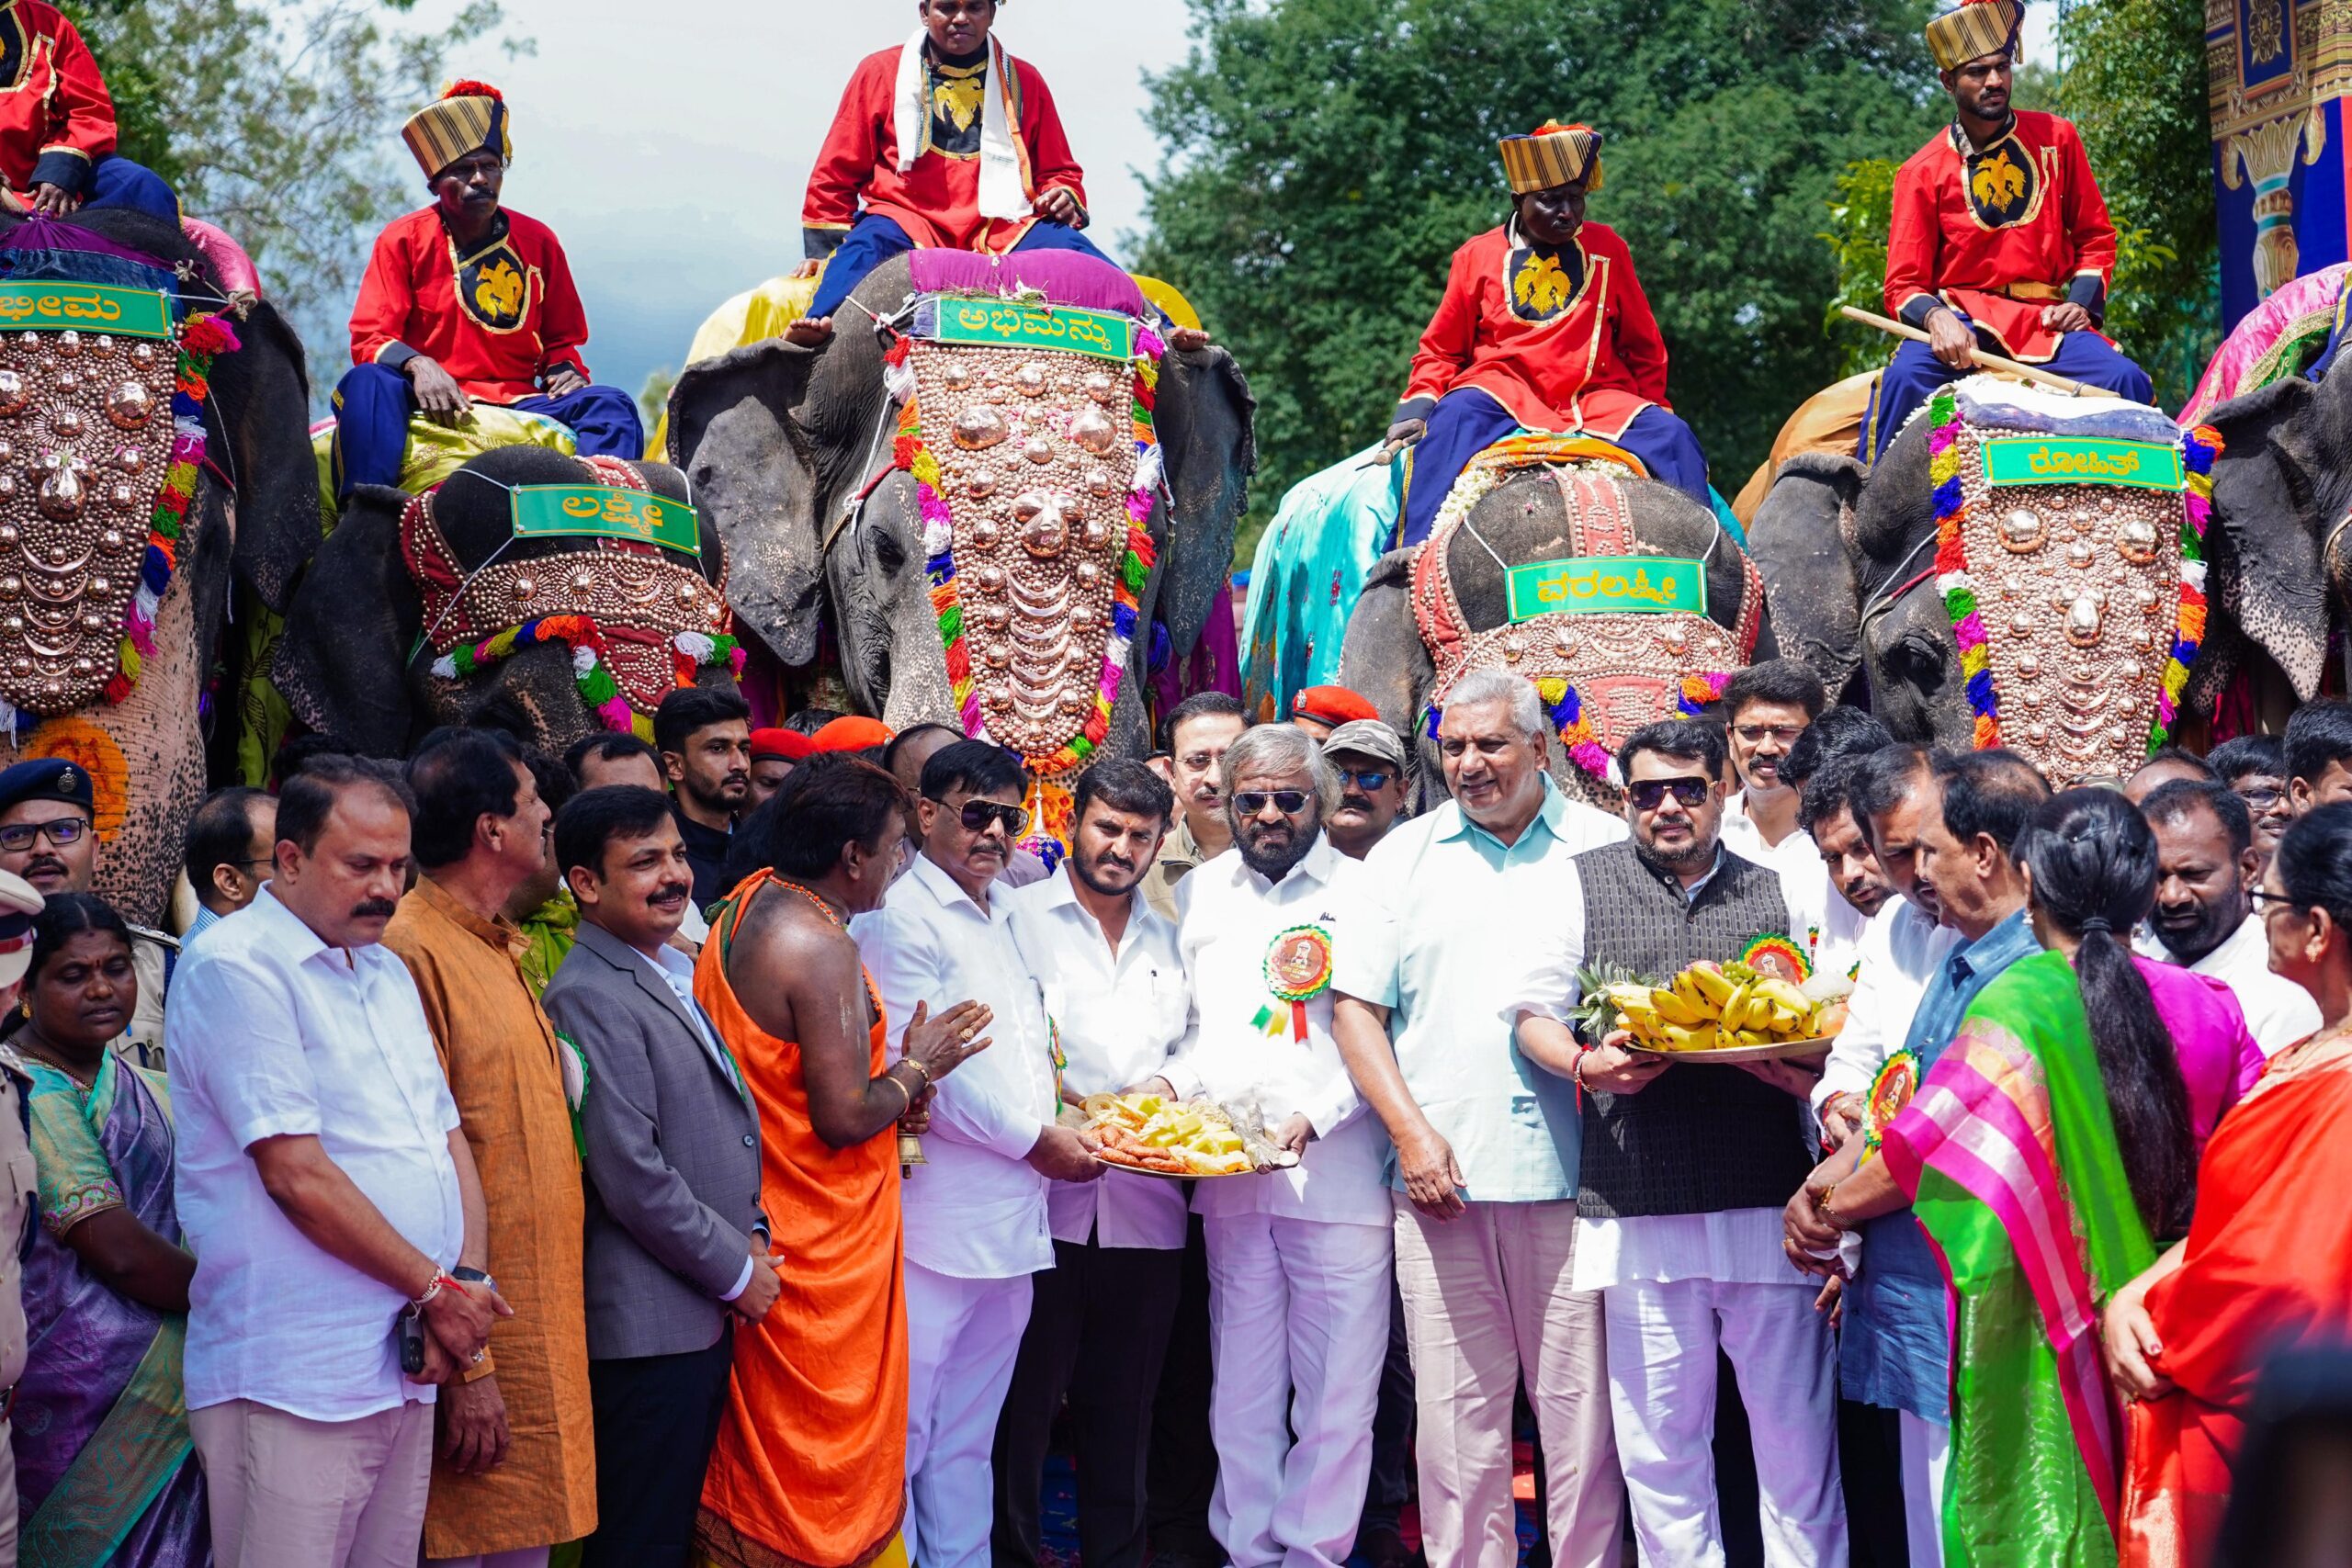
[1233, 790, 1312, 817]
[1337, 769, 1394, 792]
[0, 817, 88, 852]
[2235, 784, 2287, 810]
[928, 795, 1032, 837]
[1734, 725, 1806, 747]
[2247, 886, 2301, 915]
[1624, 776, 1713, 812]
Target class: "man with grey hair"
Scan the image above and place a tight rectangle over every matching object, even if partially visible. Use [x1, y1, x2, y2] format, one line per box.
[1150, 722, 1392, 1568]
[1331, 669, 1627, 1568]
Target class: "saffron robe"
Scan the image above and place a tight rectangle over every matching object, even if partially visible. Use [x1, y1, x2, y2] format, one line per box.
[1398, 220, 1672, 444]
[0, 0, 118, 196]
[1884, 111, 2120, 363]
[803, 42, 1086, 260]
[348, 206, 595, 404]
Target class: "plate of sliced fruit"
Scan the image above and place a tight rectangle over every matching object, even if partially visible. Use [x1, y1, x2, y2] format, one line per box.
[1577, 953, 1851, 1063]
[1075, 1091, 1299, 1179]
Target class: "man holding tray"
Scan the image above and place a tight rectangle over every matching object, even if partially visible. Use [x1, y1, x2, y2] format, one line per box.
[1159, 723, 1390, 1568]
[1514, 719, 1845, 1567]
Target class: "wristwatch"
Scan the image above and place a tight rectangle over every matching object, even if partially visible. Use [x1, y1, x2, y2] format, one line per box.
[452, 1266, 495, 1292]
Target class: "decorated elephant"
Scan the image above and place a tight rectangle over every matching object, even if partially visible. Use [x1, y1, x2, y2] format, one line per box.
[664, 251, 1252, 842]
[1748, 375, 2220, 784]
[273, 445, 739, 757]
[0, 209, 318, 923]
[1337, 438, 1774, 812]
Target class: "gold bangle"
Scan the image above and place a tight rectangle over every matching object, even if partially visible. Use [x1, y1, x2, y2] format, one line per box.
[900, 1056, 933, 1091]
[879, 1068, 914, 1117]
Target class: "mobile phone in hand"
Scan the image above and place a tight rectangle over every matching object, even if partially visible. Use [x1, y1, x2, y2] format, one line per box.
[398, 1308, 425, 1375]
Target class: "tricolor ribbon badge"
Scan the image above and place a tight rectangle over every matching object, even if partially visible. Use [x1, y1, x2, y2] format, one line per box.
[1254, 923, 1335, 1043]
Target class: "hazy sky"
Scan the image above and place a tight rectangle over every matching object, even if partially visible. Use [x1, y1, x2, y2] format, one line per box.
[412, 1, 2064, 404]
[461, 0, 1196, 404]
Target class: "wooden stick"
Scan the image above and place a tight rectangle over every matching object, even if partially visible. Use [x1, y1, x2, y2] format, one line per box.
[1838, 305, 2121, 399]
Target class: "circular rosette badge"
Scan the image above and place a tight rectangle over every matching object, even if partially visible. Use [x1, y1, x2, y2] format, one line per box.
[1862, 1049, 1920, 1156]
[1256, 923, 1334, 1043]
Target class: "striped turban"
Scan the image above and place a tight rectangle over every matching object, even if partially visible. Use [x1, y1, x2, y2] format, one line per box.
[1498, 121, 1603, 197]
[402, 80, 513, 181]
[1926, 0, 2024, 71]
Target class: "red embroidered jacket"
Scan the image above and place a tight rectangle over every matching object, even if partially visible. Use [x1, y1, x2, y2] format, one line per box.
[803, 43, 1087, 259]
[1399, 220, 1670, 442]
[1883, 111, 2119, 363]
[348, 207, 594, 405]
[0, 0, 119, 197]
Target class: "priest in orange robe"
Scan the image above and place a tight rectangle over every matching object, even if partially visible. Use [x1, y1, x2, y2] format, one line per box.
[1389, 121, 1710, 546]
[795, 0, 1112, 342]
[1861, 0, 2152, 459]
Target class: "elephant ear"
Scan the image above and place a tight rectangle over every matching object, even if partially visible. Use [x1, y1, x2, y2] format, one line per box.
[204, 299, 324, 612]
[668, 338, 827, 665]
[2204, 376, 2330, 700]
[1152, 345, 1257, 660]
[271, 484, 421, 757]
[1747, 452, 1867, 701]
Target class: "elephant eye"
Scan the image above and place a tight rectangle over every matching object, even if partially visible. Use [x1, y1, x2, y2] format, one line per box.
[1889, 630, 1949, 693]
[871, 524, 907, 573]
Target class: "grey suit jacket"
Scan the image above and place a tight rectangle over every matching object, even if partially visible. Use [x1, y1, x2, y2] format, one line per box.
[543, 919, 765, 1360]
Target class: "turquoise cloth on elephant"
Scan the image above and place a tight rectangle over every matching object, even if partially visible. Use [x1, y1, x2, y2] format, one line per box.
[1239, 443, 1399, 725]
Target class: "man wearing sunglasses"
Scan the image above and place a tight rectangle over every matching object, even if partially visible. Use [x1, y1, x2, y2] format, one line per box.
[1513, 719, 1846, 1566]
[1159, 723, 1390, 1568]
[1331, 671, 1627, 1568]
[1321, 719, 1413, 863]
[0, 757, 176, 1069]
[852, 739, 1102, 1568]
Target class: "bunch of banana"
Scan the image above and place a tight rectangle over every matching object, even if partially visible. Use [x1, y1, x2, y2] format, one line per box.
[1606, 960, 1838, 1053]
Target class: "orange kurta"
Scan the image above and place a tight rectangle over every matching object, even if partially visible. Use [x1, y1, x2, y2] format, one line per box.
[385, 875, 597, 1557]
[2121, 1037, 2352, 1568]
[695, 871, 907, 1568]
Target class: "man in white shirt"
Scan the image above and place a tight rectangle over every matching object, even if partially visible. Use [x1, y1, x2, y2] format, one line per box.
[167, 755, 503, 1568]
[852, 739, 1102, 1568]
[1812, 746, 1962, 1149]
[994, 761, 1192, 1568]
[2137, 778, 2321, 1055]
[1793, 754, 1892, 987]
[1717, 662, 1837, 953]
[1159, 724, 1393, 1568]
[1331, 671, 1626, 1568]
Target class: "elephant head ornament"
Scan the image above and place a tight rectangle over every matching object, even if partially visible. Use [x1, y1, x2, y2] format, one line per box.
[666, 254, 1254, 843]
[1340, 447, 1774, 812]
[274, 446, 736, 756]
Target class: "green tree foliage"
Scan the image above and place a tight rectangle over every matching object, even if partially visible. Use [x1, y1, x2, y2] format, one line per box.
[2054, 0, 2218, 408]
[1136, 0, 1946, 543]
[1821, 157, 1899, 378]
[76, 0, 524, 382]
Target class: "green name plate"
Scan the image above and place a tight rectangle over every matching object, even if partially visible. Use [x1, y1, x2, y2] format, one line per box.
[1981, 436, 2183, 491]
[927, 299, 1136, 361]
[510, 486, 700, 555]
[0, 281, 170, 339]
[1505, 556, 1707, 621]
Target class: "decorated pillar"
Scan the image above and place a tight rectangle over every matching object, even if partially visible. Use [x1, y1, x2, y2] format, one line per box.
[2211, 0, 2351, 328]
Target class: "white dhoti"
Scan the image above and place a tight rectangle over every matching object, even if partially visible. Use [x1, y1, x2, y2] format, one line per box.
[1202, 1212, 1393, 1568]
[1601, 1277, 1847, 1568]
[903, 1259, 1034, 1568]
[1900, 1410, 1951, 1567]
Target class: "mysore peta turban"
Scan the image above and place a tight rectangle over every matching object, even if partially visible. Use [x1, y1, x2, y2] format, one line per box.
[1925, 0, 2024, 71]
[402, 79, 513, 180]
[1498, 121, 1603, 197]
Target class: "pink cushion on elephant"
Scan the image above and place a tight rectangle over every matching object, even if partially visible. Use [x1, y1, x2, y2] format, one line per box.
[906, 248, 1148, 319]
[178, 218, 263, 299]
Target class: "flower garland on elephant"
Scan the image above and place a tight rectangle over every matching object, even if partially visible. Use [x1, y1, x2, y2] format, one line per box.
[1928, 387, 2216, 755]
[887, 321, 1165, 860]
[431, 619, 745, 741]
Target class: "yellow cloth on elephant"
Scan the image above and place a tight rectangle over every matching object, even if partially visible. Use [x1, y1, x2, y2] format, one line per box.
[307, 404, 581, 529]
[643, 274, 823, 460]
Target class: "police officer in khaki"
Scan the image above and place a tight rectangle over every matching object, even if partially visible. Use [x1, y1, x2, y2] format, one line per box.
[0, 866, 52, 1559]
[0, 761, 175, 1069]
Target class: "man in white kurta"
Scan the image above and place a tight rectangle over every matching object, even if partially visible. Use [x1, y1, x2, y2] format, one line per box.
[995, 761, 1193, 1568]
[2135, 777, 2321, 1055]
[1329, 672, 1627, 1568]
[853, 741, 1103, 1568]
[1162, 726, 1393, 1568]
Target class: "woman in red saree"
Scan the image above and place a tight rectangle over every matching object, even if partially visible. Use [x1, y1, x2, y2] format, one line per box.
[2106, 801, 2352, 1568]
[693, 757, 994, 1568]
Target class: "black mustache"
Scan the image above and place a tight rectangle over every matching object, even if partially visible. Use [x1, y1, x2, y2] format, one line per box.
[351, 898, 399, 921]
[24, 856, 62, 875]
[651, 883, 690, 904]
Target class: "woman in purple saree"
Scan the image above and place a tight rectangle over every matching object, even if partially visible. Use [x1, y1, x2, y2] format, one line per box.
[12, 895, 206, 1566]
